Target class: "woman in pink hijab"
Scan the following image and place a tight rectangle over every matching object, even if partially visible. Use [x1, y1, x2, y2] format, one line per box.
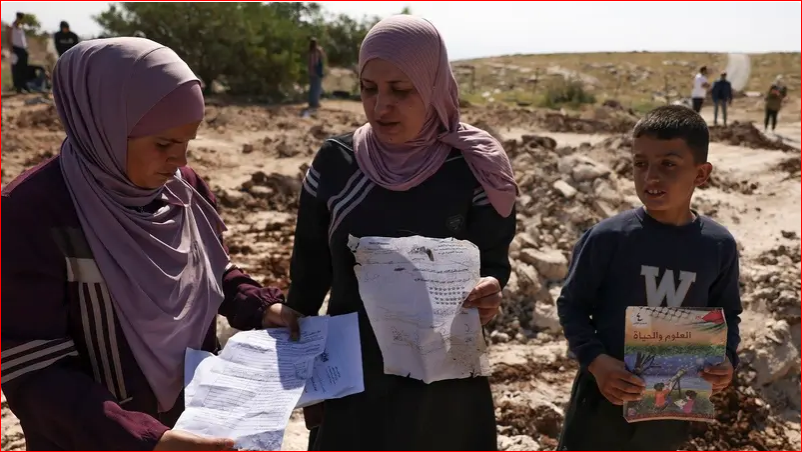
[1, 38, 300, 451]
[286, 15, 518, 450]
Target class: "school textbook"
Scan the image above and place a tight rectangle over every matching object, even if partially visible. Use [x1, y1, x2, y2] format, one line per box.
[623, 306, 727, 423]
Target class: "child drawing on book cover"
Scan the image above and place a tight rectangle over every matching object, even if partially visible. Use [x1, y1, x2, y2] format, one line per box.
[623, 306, 727, 423]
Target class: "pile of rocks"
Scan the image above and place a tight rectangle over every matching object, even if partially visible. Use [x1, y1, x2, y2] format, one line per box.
[487, 134, 637, 341]
[213, 170, 305, 289]
[708, 121, 797, 151]
[776, 156, 801, 180]
[743, 244, 801, 324]
[10, 104, 62, 131]
[687, 374, 797, 451]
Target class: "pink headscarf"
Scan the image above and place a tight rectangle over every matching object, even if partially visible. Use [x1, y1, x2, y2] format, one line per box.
[54, 38, 228, 412]
[353, 15, 518, 217]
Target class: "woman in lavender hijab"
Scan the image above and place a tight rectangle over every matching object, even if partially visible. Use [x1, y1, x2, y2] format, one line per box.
[287, 15, 518, 450]
[1, 38, 301, 451]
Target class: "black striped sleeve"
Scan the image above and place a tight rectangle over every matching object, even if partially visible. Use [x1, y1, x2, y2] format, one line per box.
[467, 186, 517, 288]
[286, 144, 335, 316]
[472, 186, 491, 207]
[1, 338, 79, 384]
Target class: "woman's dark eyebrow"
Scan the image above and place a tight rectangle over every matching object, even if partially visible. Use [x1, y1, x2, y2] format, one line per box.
[361, 78, 408, 84]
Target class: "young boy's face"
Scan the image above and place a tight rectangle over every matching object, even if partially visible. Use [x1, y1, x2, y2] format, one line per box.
[632, 135, 712, 216]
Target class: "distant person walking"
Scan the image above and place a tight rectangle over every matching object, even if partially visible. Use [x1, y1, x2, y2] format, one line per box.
[764, 76, 787, 133]
[54, 21, 80, 56]
[691, 66, 710, 113]
[307, 38, 325, 110]
[9, 12, 30, 93]
[710, 71, 733, 126]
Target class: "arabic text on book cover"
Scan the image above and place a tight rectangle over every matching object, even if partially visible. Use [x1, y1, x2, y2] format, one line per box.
[623, 306, 727, 423]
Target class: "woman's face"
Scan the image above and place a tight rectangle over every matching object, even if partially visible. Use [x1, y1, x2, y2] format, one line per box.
[126, 121, 201, 189]
[360, 58, 427, 144]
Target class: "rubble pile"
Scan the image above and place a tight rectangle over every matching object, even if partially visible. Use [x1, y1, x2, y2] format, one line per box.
[538, 108, 637, 134]
[463, 104, 640, 135]
[10, 105, 62, 131]
[687, 376, 796, 451]
[708, 122, 797, 151]
[213, 170, 305, 289]
[776, 156, 801, 180]
[488, 134, 637, 341]
[492, 358, 577, 451]
[743, 244, 802, 324]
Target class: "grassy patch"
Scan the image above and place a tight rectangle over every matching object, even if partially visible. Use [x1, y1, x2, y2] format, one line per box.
[537, 78, 596, 109]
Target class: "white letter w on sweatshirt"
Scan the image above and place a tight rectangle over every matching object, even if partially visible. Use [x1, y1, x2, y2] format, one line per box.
[640, 265, 697, 307]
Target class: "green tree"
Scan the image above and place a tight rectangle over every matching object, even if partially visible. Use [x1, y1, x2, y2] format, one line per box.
[93, 2, 404, 99]
[15, 12, 42, 33]
[319, 13, 379, 70]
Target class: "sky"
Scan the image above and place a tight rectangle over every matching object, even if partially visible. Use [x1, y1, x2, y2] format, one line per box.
[2, 1, 800, 60]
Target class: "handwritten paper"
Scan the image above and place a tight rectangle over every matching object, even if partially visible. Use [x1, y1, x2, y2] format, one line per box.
[174, 317, 329, 450]
[297, 312, 364, 408]
[348, 234, 490, 383]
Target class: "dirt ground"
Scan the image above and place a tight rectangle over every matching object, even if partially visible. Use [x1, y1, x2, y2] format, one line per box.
[1, 91, 799, 451]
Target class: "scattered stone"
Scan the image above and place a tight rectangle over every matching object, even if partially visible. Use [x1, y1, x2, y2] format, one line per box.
[498, 434, 540, 451]
[519, 249, 569, 281]
[552, 180, 577, 198]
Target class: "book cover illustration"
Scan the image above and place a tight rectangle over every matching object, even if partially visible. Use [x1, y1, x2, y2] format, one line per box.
[623, 306, 727, 423]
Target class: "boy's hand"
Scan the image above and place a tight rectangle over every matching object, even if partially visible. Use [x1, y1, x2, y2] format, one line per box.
[700, 357, 734, 394]
[463, 277, 502, 325]
[588, 354, 645, 406]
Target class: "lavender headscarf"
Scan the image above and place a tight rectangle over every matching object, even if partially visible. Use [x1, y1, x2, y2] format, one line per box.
[54, 38, 229, 412]
[353, 15, 518, 217]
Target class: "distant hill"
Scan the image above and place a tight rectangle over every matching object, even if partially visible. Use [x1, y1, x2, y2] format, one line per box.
[451, 52, 800, 108]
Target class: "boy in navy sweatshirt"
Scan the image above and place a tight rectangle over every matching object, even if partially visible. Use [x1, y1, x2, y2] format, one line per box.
[556, 105, 742, 451]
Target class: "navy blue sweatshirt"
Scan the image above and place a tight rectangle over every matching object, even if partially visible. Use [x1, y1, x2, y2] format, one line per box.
[711, 79, 733, 103]
[557, 207, 742, 370]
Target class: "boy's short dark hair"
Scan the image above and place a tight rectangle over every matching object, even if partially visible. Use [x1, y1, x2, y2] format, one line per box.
[632, 105, 710, 163]
[685, 390, 697, 399]
[654, 382, 665, 390]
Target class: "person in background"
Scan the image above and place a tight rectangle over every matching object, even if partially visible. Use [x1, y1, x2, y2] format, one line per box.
[54, 21, 80, 56]
[286, 14, 517, 450]
[710, 71, 733, 126]
[556, 106, 741, 451]
[307, 37, 325, 110]
[764, 75, 787, 133]
[24, 64, 50, 92]
[690, 66, 710, 114]
[1, 38, 300, 451]
[9, 12, 30, 93]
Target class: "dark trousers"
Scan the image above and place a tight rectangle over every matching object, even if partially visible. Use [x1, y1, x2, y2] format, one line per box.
[308, 375, 496, 450]
[308, 75, 322, 109]
[11, 46, 29, 92]
[765, 108, 779, 131]
[307, 427, 319, 450]
[713, 100, 728, 126]
[558, 370, 690, 451]
[691, 97, 704, 113]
